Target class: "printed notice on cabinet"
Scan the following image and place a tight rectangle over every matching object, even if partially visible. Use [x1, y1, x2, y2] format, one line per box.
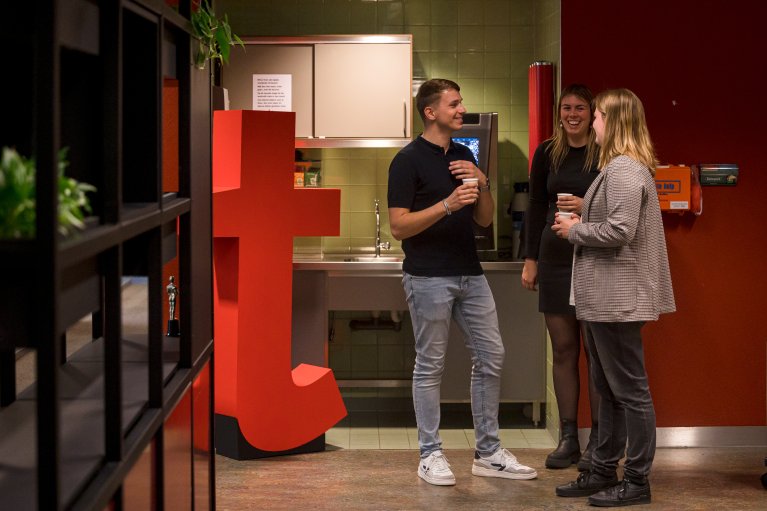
[253, 74, 292, 111]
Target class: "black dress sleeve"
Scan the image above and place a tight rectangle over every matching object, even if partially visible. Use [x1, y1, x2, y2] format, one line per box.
[521, 142, 551, 260]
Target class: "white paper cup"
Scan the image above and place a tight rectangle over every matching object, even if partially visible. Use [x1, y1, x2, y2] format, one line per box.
[557, 212, 574, 222]
[462, 177, 479, 202]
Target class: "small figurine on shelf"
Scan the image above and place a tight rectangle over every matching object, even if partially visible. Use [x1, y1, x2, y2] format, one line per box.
[166, 275, 180, 337]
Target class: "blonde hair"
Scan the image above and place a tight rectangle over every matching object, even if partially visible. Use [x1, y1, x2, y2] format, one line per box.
[547, 84, 599, 173]
[595, 88, 658, 174]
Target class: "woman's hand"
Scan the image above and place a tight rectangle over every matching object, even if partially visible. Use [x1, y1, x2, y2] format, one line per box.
[521, 259, 538, 291]
[552, 212, 580, 239]
[556, 195, 584, 214]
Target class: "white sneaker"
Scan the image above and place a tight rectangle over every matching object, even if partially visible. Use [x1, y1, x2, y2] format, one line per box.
[472, 448, 538, 480]
[417, 451, 456, 486]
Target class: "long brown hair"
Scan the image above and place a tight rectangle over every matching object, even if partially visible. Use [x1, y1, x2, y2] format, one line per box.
[546, 84, 599, 173]
[595, 88, 658, 174]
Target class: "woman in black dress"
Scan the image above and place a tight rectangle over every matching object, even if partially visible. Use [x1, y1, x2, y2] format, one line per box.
[521, 84, 600, 469]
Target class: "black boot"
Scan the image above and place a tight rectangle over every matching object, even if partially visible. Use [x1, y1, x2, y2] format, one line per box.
[545, 419, 581, 469]
[577, 423, 598, 472]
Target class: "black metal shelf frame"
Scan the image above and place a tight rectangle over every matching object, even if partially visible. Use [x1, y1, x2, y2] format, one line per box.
[0, 0, 213, 509]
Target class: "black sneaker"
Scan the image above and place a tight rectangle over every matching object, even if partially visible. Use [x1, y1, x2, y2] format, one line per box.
[588, 479, 651, 507]
[555, 470, 619, 497]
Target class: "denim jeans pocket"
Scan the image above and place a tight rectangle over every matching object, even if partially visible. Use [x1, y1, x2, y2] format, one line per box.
[403, 274, 453, 323]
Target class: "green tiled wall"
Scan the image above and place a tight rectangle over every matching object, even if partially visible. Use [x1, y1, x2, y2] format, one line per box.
[218, 0, 561, 255]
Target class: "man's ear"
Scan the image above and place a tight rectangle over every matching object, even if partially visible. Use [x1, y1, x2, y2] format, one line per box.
[424, 106, 436, 121]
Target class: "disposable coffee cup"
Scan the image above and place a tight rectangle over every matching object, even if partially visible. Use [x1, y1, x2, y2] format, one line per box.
[556, 193, 573, 212]
[557, 212, 574, 222]
[462, 177, 479, 202]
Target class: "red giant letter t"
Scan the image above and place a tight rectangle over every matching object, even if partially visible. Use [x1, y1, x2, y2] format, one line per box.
[213, 110, 346, 452]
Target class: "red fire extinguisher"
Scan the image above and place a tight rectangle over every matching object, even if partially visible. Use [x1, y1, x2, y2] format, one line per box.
[690, 165, 703, 215]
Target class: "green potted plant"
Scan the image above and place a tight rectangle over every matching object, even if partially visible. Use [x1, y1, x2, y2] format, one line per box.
[190, 0, 244, 71]
[0, 147, 96, 239]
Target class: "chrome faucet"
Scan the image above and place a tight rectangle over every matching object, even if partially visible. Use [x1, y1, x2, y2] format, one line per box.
[374, 199, 390, 257]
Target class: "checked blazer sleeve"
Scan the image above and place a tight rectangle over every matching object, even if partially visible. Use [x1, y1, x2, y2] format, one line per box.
[568, 157, 643, 248]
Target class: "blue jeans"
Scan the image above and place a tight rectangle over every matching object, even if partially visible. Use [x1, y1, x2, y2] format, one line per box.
[402, 273, 505, 457]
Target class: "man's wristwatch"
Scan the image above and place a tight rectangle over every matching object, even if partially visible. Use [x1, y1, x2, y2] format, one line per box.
[479, 177, 491, 192]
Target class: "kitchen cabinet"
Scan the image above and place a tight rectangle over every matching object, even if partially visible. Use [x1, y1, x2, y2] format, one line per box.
[314, 43, 411, 139]
[223, 35, 412, 147]
[223, 44, 314, 137]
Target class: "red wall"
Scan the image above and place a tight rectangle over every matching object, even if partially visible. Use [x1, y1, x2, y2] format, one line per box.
[564, 0, 765, 426]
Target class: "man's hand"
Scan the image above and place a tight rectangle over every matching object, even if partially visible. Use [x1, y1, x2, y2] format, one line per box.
[444, 182, 479, 212]
[449, 159, 487, 187]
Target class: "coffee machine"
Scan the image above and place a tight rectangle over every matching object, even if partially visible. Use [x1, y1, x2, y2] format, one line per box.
[452, 112, 498, 258]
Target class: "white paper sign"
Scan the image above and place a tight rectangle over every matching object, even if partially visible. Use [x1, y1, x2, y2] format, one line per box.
[252, 74, 292, 111]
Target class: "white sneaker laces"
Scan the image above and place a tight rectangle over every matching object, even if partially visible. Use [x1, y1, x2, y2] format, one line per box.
[497, 448, 526, 468]
[432, 453, 451, 472]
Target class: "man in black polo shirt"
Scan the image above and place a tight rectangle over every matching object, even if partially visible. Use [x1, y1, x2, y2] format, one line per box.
[388, 78, 537, 486]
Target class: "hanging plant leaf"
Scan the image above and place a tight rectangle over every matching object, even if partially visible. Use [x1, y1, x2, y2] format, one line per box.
[190, 0, 244, 70]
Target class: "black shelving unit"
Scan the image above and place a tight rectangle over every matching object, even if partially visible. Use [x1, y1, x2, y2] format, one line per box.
[0, 0, 214, 509]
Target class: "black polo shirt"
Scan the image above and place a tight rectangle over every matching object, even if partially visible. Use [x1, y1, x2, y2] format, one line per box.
[387, 135, 483, 277]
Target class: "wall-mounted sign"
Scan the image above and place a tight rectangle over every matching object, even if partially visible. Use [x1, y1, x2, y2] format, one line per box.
[252, 74, 292, 111]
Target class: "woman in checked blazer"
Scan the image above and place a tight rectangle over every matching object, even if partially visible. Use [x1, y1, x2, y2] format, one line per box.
[551, 88, 675, 508]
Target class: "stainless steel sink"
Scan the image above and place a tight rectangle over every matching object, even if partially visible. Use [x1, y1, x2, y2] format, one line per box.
[319, 253, 403, 263]
[347, 256, 402, 262]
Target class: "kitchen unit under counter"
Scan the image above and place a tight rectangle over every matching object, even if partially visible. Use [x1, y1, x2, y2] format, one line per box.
[292, 256, 546, 424]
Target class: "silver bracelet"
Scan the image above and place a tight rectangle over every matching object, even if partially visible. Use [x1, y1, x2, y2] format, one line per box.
[442, 199, 451, 216]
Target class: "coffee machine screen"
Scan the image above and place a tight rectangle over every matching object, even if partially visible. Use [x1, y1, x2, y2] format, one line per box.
[452, 137, 481, 166]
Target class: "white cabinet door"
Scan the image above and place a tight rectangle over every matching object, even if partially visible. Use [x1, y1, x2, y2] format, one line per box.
[224, 45, 314, 138]
[314, 43, 411, 138]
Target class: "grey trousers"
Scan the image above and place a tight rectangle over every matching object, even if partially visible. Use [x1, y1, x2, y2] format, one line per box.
[583, 321, 655, 483]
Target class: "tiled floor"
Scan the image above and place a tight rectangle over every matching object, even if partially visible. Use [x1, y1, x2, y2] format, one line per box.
[328, 397, 555, 451]
[326, 426, 556, 451]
